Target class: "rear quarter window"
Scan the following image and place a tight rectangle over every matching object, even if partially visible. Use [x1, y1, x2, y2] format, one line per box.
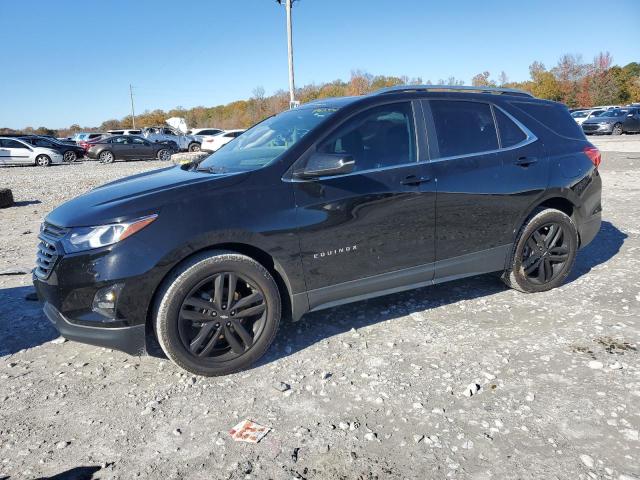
[511, 101, 585, 140]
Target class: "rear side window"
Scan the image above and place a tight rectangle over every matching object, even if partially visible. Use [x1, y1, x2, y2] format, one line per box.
[494, 108, 527, 147]
[430, 100, 498, 157]
[512, 101, 584, 140]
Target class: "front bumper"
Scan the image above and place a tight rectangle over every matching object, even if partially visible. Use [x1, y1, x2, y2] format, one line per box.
[582, 123, 613, 134]
[42, 302, 146, 355]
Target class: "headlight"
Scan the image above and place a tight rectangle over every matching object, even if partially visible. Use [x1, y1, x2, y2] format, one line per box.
[61, 214, 157, 253]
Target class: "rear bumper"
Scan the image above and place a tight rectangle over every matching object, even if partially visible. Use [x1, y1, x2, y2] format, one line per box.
[42, 302, 146, 355]
[577, 211, 601, 249]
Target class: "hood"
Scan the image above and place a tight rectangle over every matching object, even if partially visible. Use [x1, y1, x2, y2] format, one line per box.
[46, 166, 249, 228]
[166, 117, 188, 133]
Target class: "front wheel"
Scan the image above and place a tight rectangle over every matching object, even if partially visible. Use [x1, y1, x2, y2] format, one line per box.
[157, 148, 171, 161]
[188, 142, 201, 152]
[154, 251, 281, 376]
[35, 154, 51, 167]
[99, 150, 114, 164]
[63, 150, 77, 163]
[612, 123, 623, 135]
[502, 208, 578, 293]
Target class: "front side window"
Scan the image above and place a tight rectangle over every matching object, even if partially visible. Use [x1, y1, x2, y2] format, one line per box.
[2, 139, 28, 149]
[494, 108, 527, 148]
[318, 102, 416, 172]
[131, 137, 146, 144]
[112, 137, 129, 144]
[430, 100, 498, 157]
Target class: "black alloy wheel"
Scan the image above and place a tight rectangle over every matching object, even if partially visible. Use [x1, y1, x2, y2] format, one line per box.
[179, 272, 267, 359]
[520, 222, 570, 285]
[502, 208, 578, 293]
[154, 251, 281, 376]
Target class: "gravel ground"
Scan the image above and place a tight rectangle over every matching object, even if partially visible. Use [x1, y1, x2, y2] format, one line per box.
[0, 142, 639, 480]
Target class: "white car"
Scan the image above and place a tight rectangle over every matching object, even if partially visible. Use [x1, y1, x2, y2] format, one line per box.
[0, 137, 64, 166]
[571, 109, 605, 125]
[107, 129, 143, 136]
[200, 129, 245, 152]
[187, 128, 224, 137]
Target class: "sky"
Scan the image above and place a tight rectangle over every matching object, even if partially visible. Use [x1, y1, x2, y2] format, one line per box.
[1, 0, 638, 129]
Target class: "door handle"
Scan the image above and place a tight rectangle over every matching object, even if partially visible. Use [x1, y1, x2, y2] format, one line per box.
[401, 175, 432, 186]
[515, 156, 538, 167]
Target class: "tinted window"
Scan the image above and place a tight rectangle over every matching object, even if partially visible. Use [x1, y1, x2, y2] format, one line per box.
[110, 131, 124, 135]
[318, 102, 416, 172]
[34, 138, 56, 147]
[112, 137, 129, 144]
[494, 108, 527, 148]
[1, 139, 28, 148]
[512, 102, 585, 139]
[130, 137, 146, 144]
[430, 100, 498, 157]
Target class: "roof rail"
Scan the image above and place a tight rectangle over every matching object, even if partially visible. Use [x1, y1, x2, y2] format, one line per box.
[373, 84, 534, 98]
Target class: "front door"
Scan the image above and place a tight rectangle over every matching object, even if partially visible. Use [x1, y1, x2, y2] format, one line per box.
[292, 101, 436, 308]
[3, 139, 33, 164]
[423, 99, 547, 279]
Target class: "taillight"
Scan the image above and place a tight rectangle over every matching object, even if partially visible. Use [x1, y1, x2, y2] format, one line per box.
[583, 146, 601, 168]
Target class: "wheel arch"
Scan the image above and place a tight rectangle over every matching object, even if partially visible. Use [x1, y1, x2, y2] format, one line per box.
[144, 241, 295, 345]
[512, 194, 577, 245]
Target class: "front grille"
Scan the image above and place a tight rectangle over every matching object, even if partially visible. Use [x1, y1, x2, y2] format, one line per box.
[582, 124, 600, 132]
[34, 222, 68, 279]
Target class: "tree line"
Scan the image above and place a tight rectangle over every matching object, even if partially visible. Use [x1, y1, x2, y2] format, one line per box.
[2, 52, 637, 138]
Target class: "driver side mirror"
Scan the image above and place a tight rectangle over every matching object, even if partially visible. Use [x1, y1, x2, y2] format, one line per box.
[293, 152, 355, 180]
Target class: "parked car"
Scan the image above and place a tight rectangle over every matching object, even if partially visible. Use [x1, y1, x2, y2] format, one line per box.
[71, 132, 106, 144]
[19, 135, 85, 162]
[582, 107, 640, 135]
[187, 128, 224, 136]
[86, 135, 176, 163]
[570, 109, 605, 125]
[33, 85, 602, 376]
[0, 137, 63, 166]
[106, 129, 143, 136]
[142, 127, 201, 152]
[200, 129, 245, 152]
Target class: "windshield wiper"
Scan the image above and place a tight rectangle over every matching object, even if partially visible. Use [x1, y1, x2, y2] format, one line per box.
[196, 166, 228, 174]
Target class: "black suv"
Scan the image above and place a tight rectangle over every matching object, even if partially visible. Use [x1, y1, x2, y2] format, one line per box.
[33, 86, 602, 376]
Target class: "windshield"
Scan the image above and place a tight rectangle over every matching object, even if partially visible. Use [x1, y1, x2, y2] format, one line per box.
[600, 109, 628, 118]
[571, 111, 588, 118]
[197, 106, 339, 173]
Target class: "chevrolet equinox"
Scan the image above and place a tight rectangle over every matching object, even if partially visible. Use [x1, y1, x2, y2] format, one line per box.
[34, 86, 602, 376]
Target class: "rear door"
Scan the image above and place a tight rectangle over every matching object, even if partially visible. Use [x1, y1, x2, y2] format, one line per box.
[423, 99, 546, 279]
[3, 139, 33, 164]
[130, 136, 154, 158]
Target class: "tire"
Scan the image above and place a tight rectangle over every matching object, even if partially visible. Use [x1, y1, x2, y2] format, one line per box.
[0, 188, 14, 208]
[35, 154, 51, 167]
[99, 150, 115, 164]
[63, 150, 77, 163]
[612, 123, 623, 136]
[154, 251, 281, 376]
[157, 148, 171, 161]
[502, 208, 578, 293]
[188, 142, 201, 152]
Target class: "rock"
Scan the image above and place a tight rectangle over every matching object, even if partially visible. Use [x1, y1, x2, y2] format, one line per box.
[338, 422, 349, 430]
[525, 393, 535, 402]
[51, 337, 67, 345]
[364, 432, 376, 441]
[273, 382, 291, 392]
[588, 361, 603, 370]
[413, 434, 424, 444]
[463, 383, 481, 397]
[55, 441, 70, 450]
[610, 361, 623, 370]
[173, 429, 182, 436]
[462, 440, 474, 449]
[579, 454, 594, 468]
[320, 371, 332, 380]
[431, 408, 445, 415]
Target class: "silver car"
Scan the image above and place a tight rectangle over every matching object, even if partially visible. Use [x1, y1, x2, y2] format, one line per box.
[0, 137, 64, 166]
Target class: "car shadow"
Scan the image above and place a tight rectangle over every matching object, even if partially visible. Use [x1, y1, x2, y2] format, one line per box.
[0, 285, 58, 356]
[258, 220, 627, 367]
[12, 199, 41, 207]
[34, 466, 102, 480]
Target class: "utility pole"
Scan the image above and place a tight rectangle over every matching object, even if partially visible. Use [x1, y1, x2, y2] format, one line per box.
[277, 0, 298, 108]
[129, 84, 136, 129]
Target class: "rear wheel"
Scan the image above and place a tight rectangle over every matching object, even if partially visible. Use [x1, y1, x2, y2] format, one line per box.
[188, 142, 201, 152]
[154, 251, 281, 376]
[35, 154, 51, 167]
[99, 150, 114, 164]
[612, 123, 623, 135]
[502, 208, 578, 293]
